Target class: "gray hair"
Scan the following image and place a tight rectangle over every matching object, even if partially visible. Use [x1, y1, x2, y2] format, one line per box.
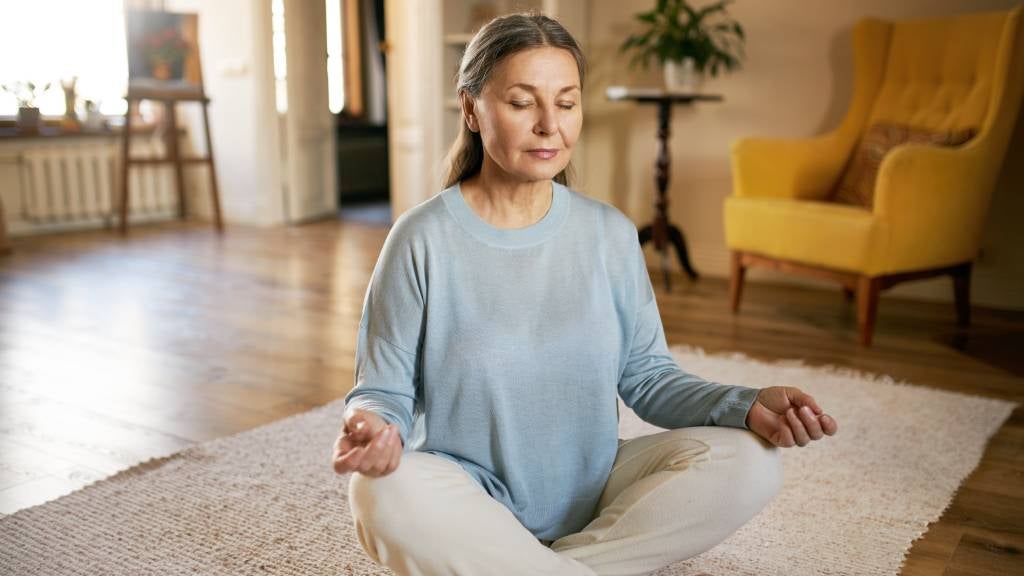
[441, 11, 587, 190]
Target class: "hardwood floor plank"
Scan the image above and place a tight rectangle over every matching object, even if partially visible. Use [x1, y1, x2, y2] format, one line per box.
[942, 526, 1024, 575]
[0, 470, 108, 515]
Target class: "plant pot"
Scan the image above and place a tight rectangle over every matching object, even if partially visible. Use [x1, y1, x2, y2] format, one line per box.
[152, 59, 172, 80]
[17, 107, 41, 132]
[663, 57, 703, 93]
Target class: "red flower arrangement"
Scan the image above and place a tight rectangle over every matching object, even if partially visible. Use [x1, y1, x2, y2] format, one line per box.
[137, 26, 189, 79]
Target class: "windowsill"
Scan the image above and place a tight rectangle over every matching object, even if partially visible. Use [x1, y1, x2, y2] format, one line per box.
[0, 116, 169, 140]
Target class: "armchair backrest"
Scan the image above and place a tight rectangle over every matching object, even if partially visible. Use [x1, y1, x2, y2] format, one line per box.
[856, 6, 1023, 154]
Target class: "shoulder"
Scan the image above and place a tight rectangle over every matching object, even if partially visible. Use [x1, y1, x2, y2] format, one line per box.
[381, 190, 450, 248]
[562, 183, 640, 249]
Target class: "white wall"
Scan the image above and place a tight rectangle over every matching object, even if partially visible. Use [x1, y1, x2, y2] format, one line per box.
[167, 0, 285, 227]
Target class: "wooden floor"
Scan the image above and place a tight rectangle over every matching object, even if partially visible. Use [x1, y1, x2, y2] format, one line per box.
[0, 218, 1021, 575]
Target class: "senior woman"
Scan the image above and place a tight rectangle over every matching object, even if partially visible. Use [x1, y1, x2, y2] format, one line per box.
[332, 11, 838, 576]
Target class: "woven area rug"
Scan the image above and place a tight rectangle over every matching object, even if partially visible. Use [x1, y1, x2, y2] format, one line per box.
[0, 345, 1015, 575]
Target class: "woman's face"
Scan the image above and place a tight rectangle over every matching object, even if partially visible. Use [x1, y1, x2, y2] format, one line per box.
[463, 46, 582, 183]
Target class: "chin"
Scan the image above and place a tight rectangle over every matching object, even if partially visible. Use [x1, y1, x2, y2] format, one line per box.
[522, 162, 569, 182]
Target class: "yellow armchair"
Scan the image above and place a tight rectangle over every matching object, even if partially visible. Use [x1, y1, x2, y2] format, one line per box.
[724, 7, 1024, 346]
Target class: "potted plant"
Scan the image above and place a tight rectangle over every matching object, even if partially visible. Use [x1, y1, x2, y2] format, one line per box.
[1, 80, 53, 132]
[619, 0, 746, 93]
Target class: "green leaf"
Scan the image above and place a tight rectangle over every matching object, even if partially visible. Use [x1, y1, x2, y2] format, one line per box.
[698, 0, 731, 20]
[621, 0, 745, 72]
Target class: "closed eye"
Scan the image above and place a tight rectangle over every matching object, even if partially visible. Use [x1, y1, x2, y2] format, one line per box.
[511, 101, 577, 110]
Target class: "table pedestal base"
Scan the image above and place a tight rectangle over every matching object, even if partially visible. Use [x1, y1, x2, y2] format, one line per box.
[638, 221, 699, 292]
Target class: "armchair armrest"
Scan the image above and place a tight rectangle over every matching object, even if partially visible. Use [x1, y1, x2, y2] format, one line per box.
[873, 140, 997, 269]
[730, 130, 853, 201]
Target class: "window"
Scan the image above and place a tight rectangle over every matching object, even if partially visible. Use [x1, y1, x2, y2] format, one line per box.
[271, 0, 348, 115]
[326, 0, 345, 114]
[0, 0, 129, 116]
[1, 0, 352, 118]
[271, 0, 288, 113]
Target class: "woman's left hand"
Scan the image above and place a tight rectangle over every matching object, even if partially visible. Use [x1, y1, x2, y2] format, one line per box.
[745, 386, 838, 448]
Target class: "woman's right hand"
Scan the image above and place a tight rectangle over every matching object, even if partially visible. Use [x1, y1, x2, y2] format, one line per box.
[332, 408, 403, 477]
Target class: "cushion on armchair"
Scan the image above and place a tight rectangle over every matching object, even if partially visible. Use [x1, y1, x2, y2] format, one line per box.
[829, 123, 975, 209]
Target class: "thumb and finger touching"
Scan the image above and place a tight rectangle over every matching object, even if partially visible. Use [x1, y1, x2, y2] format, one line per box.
[332, 409, 404, 476]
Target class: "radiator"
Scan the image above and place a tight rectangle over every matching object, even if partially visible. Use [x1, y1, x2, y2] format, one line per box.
[12, 136, 178, 224]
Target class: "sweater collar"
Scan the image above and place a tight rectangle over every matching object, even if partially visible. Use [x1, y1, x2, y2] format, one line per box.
[441, 178, 570, 249]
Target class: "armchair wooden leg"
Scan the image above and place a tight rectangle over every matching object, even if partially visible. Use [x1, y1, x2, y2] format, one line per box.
[730, 251, 746, 313]
[857, 275, 881, 346]
[952, 262, 972, 327]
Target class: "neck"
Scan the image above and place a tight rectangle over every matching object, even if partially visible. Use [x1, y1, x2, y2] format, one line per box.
[461, 158, 554, 229]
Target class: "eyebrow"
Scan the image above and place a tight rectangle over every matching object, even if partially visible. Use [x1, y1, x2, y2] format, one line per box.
[505, 83, 580, 94]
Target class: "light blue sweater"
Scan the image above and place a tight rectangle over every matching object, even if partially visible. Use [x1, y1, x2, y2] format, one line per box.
[344, 179, 760, 541]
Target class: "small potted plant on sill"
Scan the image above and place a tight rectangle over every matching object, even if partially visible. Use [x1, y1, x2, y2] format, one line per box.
[1, 80, 53, 133]
[619, 0, 746, 93]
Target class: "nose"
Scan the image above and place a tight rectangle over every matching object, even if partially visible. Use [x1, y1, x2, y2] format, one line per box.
[533, 104, 558, 136]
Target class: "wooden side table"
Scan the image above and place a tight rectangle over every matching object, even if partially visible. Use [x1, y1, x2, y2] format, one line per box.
[606, 87, 723, 292]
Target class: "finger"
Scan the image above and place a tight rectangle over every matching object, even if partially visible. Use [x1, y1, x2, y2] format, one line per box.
[820, 414, 839, 435]
[373, 427, 398, 475]
[348, 418, 373, 442]
[333, 430, 357, 453]
[332, 433, 345, 458]
[360, 426, 394, 476]
[346, 411, 385, 443]
[386, 431, 402, 474]
[795, 391, 824, 415]
[776, 420, 796, 448]
[378, 427, 401, 475]
[798, 405, 824, 440]
[785, 407, 811, 447]
[334, 444, 366, 473]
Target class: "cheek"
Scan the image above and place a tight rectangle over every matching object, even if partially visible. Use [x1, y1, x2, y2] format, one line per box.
[561, 113, 583, 146]
[486, 112, 531, 150]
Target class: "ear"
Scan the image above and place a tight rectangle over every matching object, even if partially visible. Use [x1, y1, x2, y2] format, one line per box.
[460, 92, 478, 133]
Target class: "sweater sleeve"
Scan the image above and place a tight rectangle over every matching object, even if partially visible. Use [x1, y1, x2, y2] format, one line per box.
[344, 216, 425, 447]
[617, 236, 759, 430]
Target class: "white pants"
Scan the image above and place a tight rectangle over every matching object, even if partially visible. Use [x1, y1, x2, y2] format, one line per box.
[348, 426, 783, 576]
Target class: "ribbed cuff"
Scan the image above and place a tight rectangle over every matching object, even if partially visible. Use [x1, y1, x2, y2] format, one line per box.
[714, 386, 761, 429]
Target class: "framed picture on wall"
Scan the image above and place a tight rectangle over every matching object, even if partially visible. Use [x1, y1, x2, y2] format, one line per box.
[125, 10, 204, 96]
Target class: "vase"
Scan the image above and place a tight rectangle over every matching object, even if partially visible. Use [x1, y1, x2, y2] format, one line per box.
[17, 107, 41, 133]
[152, 59, 172, 81]
[663, 57, 703, 93]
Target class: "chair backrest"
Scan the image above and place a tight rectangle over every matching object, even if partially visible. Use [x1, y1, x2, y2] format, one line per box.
[866, 7, 1022, 143]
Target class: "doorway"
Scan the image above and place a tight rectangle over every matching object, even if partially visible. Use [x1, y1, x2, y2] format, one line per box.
[335, 0, 391, 226]
[270, 0, 390, 226]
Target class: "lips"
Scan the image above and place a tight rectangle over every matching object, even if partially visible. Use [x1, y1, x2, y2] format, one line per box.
[527, 149, 558, 159]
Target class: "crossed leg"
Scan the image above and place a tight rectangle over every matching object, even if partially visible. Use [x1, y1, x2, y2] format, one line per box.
[348, 427, 781, 576]
[549, 426, 784, 576]
[348, 450, 596, 576]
